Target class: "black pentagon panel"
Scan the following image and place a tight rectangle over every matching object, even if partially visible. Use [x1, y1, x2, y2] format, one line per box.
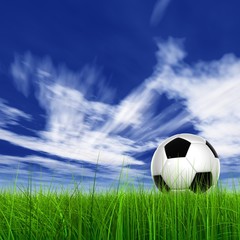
[189, 172, 213, 193]
[153, 175, 170, 192]
[206, 141, 218, 158]
[164, 138, 191, 159]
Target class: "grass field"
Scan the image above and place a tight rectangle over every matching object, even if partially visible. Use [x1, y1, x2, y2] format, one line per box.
[0, 177, 240, 240]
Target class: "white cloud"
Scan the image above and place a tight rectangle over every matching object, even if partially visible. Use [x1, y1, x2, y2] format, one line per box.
[150, 0, 172, 26]
[0, 49, 192, 190]
[0, 154, 150, 193]
[10, 52, 33, 97]
[3, 38, 240, 190]
[150, 38, 240, 167]
[4, 52, 189, 174]
[0, 99, 31, 127]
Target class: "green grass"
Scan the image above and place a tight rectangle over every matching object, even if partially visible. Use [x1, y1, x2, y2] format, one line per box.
[0, 180, 240, 240]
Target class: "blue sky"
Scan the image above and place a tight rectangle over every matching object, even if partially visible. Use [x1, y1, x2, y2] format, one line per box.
[0, 0, 240, 192]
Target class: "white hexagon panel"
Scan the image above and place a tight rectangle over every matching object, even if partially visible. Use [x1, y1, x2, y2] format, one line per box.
[186, 142, 220, 186]
[162, 157, 196, 189]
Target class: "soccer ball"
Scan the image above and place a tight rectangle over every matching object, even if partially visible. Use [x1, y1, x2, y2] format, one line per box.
[151, 133, 220, 193]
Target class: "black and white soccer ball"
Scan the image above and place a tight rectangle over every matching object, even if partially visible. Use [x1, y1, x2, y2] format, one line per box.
[151, 133, 220, 193]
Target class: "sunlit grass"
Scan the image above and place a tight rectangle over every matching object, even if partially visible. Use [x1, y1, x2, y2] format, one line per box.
[0, 169, 240, 239]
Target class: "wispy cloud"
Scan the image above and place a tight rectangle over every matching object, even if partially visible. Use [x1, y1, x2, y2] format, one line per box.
[0, 99, 31, 127]
[150, 0, 172, 26]
[150, 38, 240, 170]
[10, 52, 33, 97]
[0, 51, 189, 190]
[0, 154, 151, 192]
[7, 52, 189, 160]
[2, 37, 240, 190]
